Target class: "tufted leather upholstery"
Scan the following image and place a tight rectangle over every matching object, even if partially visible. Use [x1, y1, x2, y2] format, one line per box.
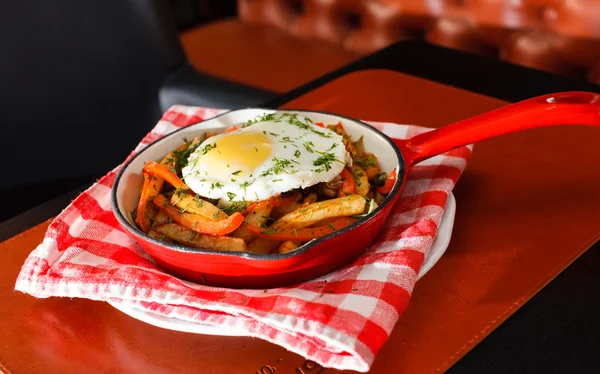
[236, 0, 600, 84]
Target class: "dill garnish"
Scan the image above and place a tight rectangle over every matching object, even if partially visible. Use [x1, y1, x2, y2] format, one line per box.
[312, 152, 344, 173]
[200, 143, 217, 155]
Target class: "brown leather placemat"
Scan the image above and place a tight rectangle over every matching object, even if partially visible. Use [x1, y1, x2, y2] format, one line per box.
[2, 69, 600, 373]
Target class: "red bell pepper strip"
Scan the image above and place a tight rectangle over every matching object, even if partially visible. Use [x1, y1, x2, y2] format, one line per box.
[315, 122, 325, 128]
[246, 217, 357, 241]
[143, 161, 187, 190]
[337, 168, 355, 197]
[240, 191, 301, 216]
[223, 125, 240, 133]
[376, 168, 397, 194]
[153, 195, 244, 236]
[135, 172, 154, 233]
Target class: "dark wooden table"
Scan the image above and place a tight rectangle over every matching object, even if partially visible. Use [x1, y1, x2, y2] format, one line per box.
[2, 40, 599, 373]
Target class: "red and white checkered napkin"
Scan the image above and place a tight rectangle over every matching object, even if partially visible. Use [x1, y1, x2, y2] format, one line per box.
[15, 105, 472, 372]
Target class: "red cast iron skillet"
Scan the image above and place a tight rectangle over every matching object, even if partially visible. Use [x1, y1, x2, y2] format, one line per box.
[112, 91, 600, 289]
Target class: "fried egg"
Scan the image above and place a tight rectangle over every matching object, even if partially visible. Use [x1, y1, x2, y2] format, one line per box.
[181, 113, 350, 207]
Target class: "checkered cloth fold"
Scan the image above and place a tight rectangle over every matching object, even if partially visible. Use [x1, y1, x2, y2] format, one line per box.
[15, 105, 472, 372]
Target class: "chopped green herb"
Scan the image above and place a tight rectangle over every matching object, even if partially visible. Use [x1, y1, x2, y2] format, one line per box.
[285, 113, 333, 138]
[303, 141, 314, 153]
[355, 155, 377, 168]
[353, 198, 378, 218]
[259, 157, 295, 177]
[179, 202, 191, 214]
[273, 179, 283, 182]
[239, 179, 256, 194]
[328, 222, 335, 230]
[294, 150, 301, 158]
[243, 113, 277, 128]
[222, 196, 247, 215]
[231, 170, 242, 176]
[372, 172, 388, 187]
[130, 207, 138, 222]
[227, 192, 236, 201]
[312, 152, 344, 173]
[200, 143, 217, 155]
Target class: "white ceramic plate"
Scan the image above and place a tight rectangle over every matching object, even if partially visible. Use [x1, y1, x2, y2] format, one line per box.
[109, 193, 456, 336]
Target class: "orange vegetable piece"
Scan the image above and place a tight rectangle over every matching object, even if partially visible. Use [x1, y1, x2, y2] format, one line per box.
[246, 217, 357, 241]
[143, 161, 187, 190]
[153, 195, 244, 236]
[337, 168, 356, 197]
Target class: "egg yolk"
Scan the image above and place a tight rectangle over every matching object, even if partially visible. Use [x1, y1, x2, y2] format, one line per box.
[200, 132, 272, 177]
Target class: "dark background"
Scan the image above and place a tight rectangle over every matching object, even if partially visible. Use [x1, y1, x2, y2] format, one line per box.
[167, 0, 237, 31]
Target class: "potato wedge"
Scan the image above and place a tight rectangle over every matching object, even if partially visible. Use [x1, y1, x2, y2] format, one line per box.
[274, 194, 366, 229]
[154, 223, 246, 252]
[151, 210, 172, 227]
[170, 192, 227, 220]
[148, 229, 175, 243]
[271, 201, 303, 220]
[230, 203, 273, 243]
[350, 166, 370, 196]
[353, 135, 365, 156]
[278, 240, 299, 254]
[353, 152, 380, 179]
[247, 195, 366, 253]
[331, 123, 357, 157]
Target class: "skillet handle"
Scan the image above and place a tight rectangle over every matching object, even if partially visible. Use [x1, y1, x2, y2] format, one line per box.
[394, 91, 600, 166]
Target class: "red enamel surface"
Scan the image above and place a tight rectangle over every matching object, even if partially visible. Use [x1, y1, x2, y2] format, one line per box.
[116, 91, 600, 289]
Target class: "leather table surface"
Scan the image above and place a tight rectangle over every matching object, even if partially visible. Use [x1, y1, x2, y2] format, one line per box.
[2, 69, 600, 373]
[180, 19, 361, 93]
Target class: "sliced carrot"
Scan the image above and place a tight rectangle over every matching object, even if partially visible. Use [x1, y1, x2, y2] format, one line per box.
[376, 168, 397, 194]
[337, 168, 355, 197]
[143, 161, 187, 189]
[153, 195, 244, 236]
[246, 217, 357, 241]
[238, 192, 299, 216]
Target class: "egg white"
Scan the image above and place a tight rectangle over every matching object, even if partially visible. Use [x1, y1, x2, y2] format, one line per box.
[181, 113, 350, 207]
